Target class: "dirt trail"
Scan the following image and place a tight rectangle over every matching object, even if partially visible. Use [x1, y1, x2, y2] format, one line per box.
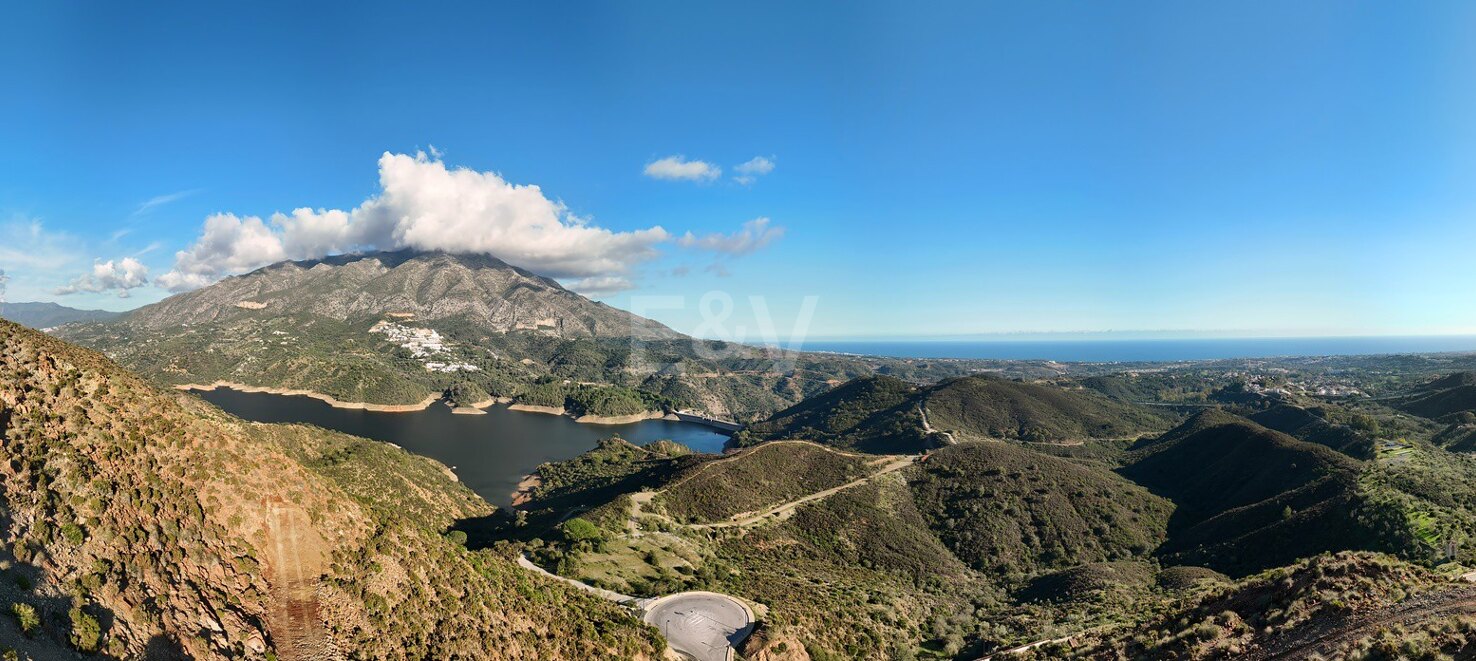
[919, 405, 957, 445]
[627, 491, 656, 537]
[263, 499, 338, 661]
[625, 443, 918, 535]
[1250, 586, 1476, 660]
[689, 454, 918, 529]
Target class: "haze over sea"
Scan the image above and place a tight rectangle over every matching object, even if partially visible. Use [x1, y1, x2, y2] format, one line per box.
[802, 336, 1476, 363]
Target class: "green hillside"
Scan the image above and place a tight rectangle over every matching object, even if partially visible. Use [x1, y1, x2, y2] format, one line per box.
[1120, 411, 1374, 575]
[1397, 372, 1476, 420]
[735, 373, 1171, 454]
[653, 442, 874, 523]
[523, 437, 703, 514]
[732, 375, 934, 453]
[924, 375, 1170, 443]
[909, 442, 1174, 580]
[1248, 403, 1375, 457]
[1433, 413, 1476, 452]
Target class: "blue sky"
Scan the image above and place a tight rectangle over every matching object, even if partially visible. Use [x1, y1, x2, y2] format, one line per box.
[2, 2, 1475, 339]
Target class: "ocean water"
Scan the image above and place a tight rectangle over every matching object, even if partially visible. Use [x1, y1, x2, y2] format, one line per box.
[801, 336, 1476, 363]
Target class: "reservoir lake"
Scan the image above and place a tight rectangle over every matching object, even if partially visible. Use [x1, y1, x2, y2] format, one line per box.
[195, 387, 731, 508]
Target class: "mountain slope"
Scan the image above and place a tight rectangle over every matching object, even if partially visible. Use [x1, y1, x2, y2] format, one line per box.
[122, 250, 681, 339]
[1396, 371, 1476, 420]
[1120, 411, 1373, 575]
[1247, 403, 1374, 457]
[735, 374, 1169, 453]
[0, 302, 121, 329]
[909, 442, 1174, 579]
[0, 319, 660, 659]
[1042, 552, 1476, 660]
[732, 375, 934, 453]
[923, 375, 1169, 443]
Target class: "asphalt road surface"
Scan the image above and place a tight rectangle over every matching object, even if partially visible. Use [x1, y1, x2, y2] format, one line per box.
[643, 592, 755, 661]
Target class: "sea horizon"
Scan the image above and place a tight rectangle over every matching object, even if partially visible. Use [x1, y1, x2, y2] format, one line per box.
[789, 334, 1476, 363]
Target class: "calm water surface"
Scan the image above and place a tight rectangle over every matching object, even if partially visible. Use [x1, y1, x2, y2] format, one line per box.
[197, 388, 730, 508]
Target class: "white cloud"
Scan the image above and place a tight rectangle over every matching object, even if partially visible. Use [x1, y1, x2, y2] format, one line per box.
[0, 269, 8, 303]
[154, 271, 215, 293]
[643, 155, 721, 182]
[157, 213, 287, 291]
[160, 151, 671, 291]
[733, 156, 775, 185]
[677, 217, 785, 255]
[56, 257, 151, 298]
[566, 276, 635, 296]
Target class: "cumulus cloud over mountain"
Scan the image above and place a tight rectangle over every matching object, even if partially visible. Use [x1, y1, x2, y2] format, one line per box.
[157, 151, 786, 293]
[57, 258, 151, 297]
[159, 152, 675, 292]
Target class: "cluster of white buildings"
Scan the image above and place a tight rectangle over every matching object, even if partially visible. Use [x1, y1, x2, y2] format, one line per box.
[1233, 371, 1364, 398]
[370, 320, 480, 373]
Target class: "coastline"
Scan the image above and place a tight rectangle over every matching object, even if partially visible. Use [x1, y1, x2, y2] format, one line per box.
[506, 403, 566, 416]
[510, 472, 542, 507]
[449, 397, 509, 415]
[176, 381, 441, 412]
[574, 411, 669, 425]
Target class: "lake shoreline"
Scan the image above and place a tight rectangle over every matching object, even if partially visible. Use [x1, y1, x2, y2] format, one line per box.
[182, 382, 740, 432]
[176, 381, 441, 412]
[575, 411, 672, 425]
[510, 472, 542, 507]
[196, 386, 735, 509]
[449, 397, 511, 415]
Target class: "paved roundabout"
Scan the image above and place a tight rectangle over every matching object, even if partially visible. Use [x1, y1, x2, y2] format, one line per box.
[641, 591, 755, 661]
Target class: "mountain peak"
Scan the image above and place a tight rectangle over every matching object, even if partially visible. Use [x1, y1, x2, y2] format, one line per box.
[122, 250, 680, 339]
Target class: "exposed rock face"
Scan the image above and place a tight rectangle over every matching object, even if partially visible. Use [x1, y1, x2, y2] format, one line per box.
[124, 250, 681, 339]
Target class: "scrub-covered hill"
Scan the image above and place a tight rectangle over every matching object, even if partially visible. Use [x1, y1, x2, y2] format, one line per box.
[0, 319, 661, 659]
[1031, 552, 1476, 660]
[1396, 371, 1476, 420]
[923, 375, 1170, 443]
[735, 374, 1170, 453]
[731, 375, 931, 453]
[1120, 411, 1372, 575]
[909, 442, 1174, 580]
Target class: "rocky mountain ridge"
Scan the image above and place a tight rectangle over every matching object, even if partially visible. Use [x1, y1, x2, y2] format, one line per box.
[121, 250, 681, 339]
